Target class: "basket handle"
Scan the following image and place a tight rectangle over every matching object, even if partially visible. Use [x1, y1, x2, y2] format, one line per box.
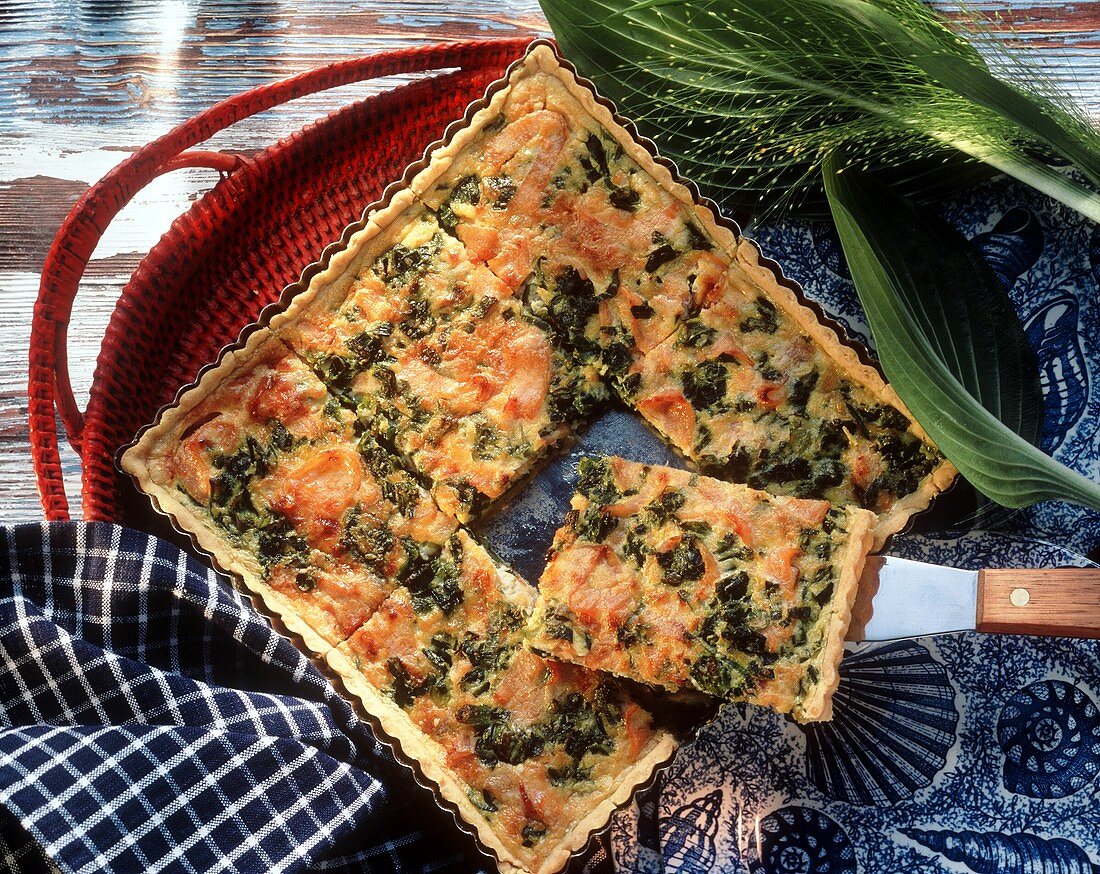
[29, 37, 532, 520]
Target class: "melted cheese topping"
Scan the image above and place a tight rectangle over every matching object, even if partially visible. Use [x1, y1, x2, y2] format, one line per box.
[419, 82, 728, 398]
[148, 341, 457, 645]
[417, 66, 943, 533]
[281, 203, 604, 523]
[128, 48, 955, 874]
[527, 457, 874, 720]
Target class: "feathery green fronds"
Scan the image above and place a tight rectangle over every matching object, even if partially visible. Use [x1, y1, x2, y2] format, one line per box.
[541, 0, 1100, 218]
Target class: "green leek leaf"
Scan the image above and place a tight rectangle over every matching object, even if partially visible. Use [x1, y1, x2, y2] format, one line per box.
[822, 153, 1100, 511]
[540, 0, 1100, 220]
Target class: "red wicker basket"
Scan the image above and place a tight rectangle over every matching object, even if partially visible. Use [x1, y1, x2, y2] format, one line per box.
[29, 38, 532, 524]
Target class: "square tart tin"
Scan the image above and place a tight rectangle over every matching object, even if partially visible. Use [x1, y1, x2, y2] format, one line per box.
[119, 40, 955, 874]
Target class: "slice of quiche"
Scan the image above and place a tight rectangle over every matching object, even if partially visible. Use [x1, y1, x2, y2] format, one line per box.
[526, 456, 876, 722]
[622, 241, 956, 547]
[273, 193, 605, 523]
[120, 334, 456, 650]
[412, 45, 954, 546]
[415, 51, 729, 397]
[328, 530, 676, 874]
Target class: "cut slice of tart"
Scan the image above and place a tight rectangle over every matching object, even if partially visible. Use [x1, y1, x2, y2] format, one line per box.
[329, 530, 676, 874]
[119, 334, 455, 650]
[526, 456, 876, 722]
[621, 239, 957, 547]
[274, 194, 605, 523]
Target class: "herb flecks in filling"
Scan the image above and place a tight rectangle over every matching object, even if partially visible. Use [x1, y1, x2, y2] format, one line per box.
[206, 424, 311, 575]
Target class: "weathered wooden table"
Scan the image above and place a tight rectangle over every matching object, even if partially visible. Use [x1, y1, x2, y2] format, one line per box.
[2, 0, 1099, 522]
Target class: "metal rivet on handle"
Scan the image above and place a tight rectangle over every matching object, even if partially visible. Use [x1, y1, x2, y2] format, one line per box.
[1010, 587, 1031, 608]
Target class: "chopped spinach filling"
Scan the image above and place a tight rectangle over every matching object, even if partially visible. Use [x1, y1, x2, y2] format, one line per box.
[399, 297, 435, 341]
[685, 222, 712, 252]
[387, 632, 454, 707]
[521, 822, 548, 847]
[484, 174, 515, 209]
[457, 606, 522, 696]
[456, 704, 545, 766]
[548, 358, 608, 425]
[656, 538, 706, 585]
[339, 507, 393, 571]
[681, 360, 728, 410]
[468, 787, 498, 815]
[547, 762, 593, 786]
[680, 319, 718, 348]
[436, 174, 481, 235]
[375, 232, 444, 289]
[540, 266, 598, 352]
[472, 420, 502, 460]
[578, 133, 613, 185]
[609, 186, 639, 211]
[690, 653, 741, 696]
[379, 478, 422, 516]
[645, 490, 686, 524]
[645, 232, 679, 273]
[396, 537, 462, 615]
[536, 602, 591, 656]
[256, 517, 311, 571]
[857, 432, 940, 510]
[788, 369, 819, 409]
[449, 480, 490, 519]
[738, 297, 779, 334]
[575, 456, 624, 506]
[616, 606, 651, 649]
[572, 504, 617, 543]
[543, 688, 619, 761]
[208, 427, 295, 535]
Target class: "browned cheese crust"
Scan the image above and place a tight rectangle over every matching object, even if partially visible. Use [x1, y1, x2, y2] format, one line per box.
[328, 531, 676, 874]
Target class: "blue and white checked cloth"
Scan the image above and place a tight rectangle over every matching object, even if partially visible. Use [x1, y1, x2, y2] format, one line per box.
[0, 522, 619, 874]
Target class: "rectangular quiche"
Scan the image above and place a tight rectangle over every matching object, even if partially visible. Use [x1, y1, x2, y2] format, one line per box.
[526, 457, 876, 722]
[121, 40, 957, 874]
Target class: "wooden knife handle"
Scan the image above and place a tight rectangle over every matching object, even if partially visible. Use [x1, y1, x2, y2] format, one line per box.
[977, 568, 1100, 638]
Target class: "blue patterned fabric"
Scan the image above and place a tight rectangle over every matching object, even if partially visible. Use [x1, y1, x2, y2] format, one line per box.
[0, 522, 495, 874]
[609, 530, 1100, 872]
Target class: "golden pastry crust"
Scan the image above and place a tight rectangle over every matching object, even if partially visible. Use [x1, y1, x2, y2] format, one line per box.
[795, 506, 873, 722]
[526, 457, 875, 722]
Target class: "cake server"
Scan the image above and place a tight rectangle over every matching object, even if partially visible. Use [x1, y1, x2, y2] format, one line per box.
[846, 556, 1100, 641]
